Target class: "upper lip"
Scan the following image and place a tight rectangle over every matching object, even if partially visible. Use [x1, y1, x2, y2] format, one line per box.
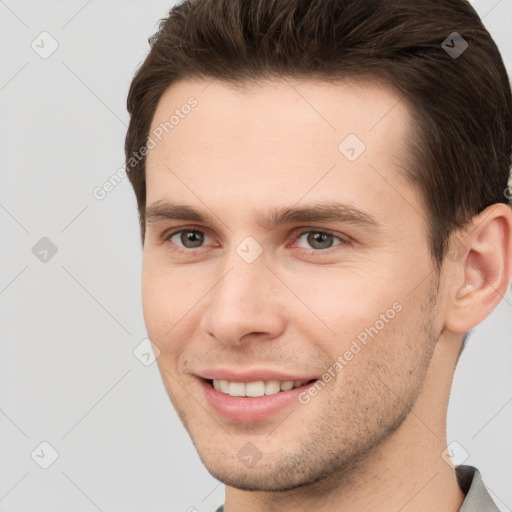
[195, 368, 318, 383]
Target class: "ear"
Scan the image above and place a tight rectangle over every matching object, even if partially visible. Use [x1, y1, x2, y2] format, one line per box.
[444, 203, 512, 333]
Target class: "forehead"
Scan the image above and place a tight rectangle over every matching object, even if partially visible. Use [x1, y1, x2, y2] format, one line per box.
[148, 76, 411, 150]
[144, 77, 420, 228]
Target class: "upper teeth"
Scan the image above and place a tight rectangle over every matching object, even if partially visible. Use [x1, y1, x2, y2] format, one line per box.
[213, 379, 307, 397]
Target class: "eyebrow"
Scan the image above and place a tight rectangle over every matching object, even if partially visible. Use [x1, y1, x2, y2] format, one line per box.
[145, 200, 381, 231]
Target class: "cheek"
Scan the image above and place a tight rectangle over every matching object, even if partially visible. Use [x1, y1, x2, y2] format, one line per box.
[291, 270, 427, 380]
[141, 259, 206, 352]
[141, 277, 184, 370]
[141, 263, 161, 333]
[330, 301, 432, 415]
[281, 266, 399, 333]
[141, 260, 179, 345]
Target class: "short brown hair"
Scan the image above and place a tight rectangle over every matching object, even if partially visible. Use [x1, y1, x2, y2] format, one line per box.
[125, 0, 512, 270]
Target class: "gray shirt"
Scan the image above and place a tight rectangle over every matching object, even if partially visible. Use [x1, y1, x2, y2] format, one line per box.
[214, 465, 500, 512]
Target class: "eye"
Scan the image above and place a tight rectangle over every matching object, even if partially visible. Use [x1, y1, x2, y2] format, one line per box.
[293, 229, 349, 251]
[166, 228, 212, 250]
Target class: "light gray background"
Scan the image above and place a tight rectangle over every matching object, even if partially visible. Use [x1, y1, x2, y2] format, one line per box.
[0, 1, 511, 511]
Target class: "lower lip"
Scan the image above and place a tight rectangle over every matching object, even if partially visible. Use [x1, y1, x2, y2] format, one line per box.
[200, 379, 317, 422]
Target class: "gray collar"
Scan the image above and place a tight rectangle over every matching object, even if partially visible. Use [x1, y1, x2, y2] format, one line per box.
[456, 465, 500, 512]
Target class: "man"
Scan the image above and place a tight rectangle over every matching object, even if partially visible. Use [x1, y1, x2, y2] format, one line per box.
[124, 0, 512, 510]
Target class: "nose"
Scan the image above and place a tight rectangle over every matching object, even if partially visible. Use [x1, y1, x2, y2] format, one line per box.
[199, 247, 286, 347]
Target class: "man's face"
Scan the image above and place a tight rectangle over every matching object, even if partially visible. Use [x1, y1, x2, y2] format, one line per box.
[142, 78, 444, 491]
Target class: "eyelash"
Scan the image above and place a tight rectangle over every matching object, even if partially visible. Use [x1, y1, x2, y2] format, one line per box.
[163, 226, 351, 255]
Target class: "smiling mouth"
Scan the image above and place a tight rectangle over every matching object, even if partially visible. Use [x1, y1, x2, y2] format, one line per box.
[203, 378, 318, 398]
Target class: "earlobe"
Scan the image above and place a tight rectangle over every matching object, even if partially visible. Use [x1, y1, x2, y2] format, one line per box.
[444, 204, 512, 333]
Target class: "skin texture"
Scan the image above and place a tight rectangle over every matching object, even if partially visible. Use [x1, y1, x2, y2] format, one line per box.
[141, 78, 512, 512]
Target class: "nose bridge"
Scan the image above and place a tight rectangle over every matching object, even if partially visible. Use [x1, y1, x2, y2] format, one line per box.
[200, 238, 284, 344]
[215, 240, 269, 311]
